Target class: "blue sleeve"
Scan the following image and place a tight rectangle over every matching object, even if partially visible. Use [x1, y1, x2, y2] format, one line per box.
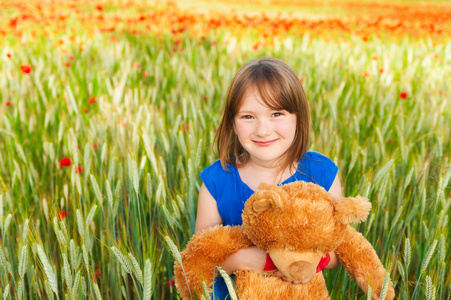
[303, 152, 338, 191]
[199, 160, 223, 200]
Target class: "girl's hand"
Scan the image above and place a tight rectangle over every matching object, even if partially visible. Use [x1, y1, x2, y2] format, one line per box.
[220, 246, 266, 275]
[324, 251, 339, 269]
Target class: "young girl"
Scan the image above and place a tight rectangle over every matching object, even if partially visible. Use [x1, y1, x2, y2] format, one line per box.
[195, 57, 342, 299]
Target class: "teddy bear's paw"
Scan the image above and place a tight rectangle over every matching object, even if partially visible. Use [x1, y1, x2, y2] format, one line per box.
[355, 277, 369, 294]
[355, 277, 381, 300]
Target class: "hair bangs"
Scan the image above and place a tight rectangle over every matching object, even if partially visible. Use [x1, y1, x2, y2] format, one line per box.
[250, 69, 296, 114]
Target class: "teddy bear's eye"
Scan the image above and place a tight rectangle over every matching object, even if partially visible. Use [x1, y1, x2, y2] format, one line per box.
[313, 248, 317, 252]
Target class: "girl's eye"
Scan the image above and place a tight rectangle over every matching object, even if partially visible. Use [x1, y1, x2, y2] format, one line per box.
[272, 112, 283, 117]
[241, 115, 253, 119]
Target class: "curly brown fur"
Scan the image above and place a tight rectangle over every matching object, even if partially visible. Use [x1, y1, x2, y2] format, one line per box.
[174, 181, 394, 300]
[335, 227, 395, 300]
[174, 225, 253, 299]
[243, 182, 347, 253]
[234, 270, 330, 299]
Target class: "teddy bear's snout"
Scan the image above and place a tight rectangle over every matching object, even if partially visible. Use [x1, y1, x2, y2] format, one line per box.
[287, 261, 316, 281]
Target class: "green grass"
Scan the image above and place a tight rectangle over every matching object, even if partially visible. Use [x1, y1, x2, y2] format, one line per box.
[0, 21, 450, 300]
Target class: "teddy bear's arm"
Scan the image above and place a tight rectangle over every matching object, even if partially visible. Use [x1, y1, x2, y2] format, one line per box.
[334, 226, 395, 300]
[174, 225, 253, 300]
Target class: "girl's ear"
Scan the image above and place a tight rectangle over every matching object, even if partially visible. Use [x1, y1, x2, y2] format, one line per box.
[333, 196, 371, 224]
[233, 122, 237, 134]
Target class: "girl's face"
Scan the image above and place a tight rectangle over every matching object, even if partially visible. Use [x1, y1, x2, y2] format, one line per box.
[233, 87, 297, 168]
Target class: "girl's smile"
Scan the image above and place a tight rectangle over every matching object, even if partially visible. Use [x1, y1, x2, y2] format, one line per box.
[253, 139, 279, 147]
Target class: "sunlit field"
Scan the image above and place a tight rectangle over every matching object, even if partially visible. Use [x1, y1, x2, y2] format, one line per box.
[0, 0, 450, 299]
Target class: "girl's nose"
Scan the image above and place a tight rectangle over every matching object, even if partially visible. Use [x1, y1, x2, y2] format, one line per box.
[255, 121, 271, 137]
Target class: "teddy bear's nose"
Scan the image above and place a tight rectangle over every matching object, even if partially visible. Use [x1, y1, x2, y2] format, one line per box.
[287, 261, 316, 281]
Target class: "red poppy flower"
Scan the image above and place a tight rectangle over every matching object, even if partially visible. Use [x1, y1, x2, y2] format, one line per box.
[60, 157, 71, 167]
[88, 96, 97, 104]
[5, 101, 11, 107]
[96, 5, 103, 11]
[83, 108, 89, 114]
[167, 280, 175, 287]
[299, 77, 304, 83]
[65, 62, 71, 68]
[95, 266, 101, 270]
[20, 64, 32, 74]
[142, 71, 148, 78]
[379, 68, 384, 74]
[400, 92, 408, 99]
[58, 211, 67, 220]
[76, 165, 83, 173]
[6, 53, 11, 58]
[9, 17, 18, 27]
[93, 143, 99, 150]
[95, 272, 102, 278]
[69, 55, 75, 60]
[252, 42, 260, 50]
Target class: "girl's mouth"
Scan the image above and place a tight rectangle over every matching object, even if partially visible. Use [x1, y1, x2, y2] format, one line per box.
[253, 139, 278, 146]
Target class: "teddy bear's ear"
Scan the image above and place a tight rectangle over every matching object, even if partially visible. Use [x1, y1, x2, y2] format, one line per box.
[333, 196, 371, 224]
[252, 190, 282, 213]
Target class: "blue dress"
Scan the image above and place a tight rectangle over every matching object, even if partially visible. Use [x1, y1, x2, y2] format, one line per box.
[199, 151, 339, 300]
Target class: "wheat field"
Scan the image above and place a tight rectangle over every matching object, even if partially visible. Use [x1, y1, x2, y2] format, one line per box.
[0, 0, 450, 299]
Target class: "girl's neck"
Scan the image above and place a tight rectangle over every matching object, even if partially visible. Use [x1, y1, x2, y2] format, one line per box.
[238, 159, 298, 190]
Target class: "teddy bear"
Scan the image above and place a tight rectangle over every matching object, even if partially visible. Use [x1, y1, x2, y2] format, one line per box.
[174, 181, 394, 299]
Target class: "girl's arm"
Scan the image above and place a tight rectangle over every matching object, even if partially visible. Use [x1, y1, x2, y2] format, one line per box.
[195, 183, 266, 275]
[221, 246, 266, 274]
[194, 183, 223, 233]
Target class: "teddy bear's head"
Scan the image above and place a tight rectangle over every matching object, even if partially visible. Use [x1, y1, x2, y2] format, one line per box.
[242, 181, 371, 282]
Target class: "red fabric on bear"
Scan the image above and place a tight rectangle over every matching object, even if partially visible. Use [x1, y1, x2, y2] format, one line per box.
[263, 253, 278, 271]
[316, 253, 331, 273]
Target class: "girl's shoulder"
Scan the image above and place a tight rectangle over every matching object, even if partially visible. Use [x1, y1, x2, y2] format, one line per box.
[200, 160, 237, 199]
[201, 160, 236, 177]
[301, 151, 336, 166]
[297, 151, 338, 191]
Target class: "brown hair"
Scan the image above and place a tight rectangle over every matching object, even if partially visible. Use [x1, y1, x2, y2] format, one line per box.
[214, 57, 310, 175]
